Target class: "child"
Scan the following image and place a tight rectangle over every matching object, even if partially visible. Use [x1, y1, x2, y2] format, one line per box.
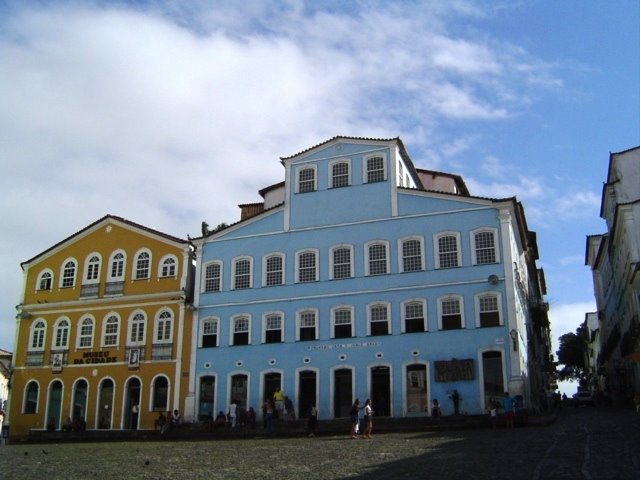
[488, 400, 498, 429]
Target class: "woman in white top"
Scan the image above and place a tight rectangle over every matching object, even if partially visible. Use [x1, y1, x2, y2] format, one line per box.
[363, 399, 374, 439]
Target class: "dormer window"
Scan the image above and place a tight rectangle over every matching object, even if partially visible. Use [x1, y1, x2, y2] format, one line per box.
[297, 166, 316, 193]
[331, 160, 350, 188]
[366, 156, 385, 183]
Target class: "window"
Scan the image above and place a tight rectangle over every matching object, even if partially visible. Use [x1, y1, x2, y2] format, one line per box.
[331, 160, 350, 188]
[29, 320, 46, 351]
[134, 251, 151, 279]
[436, 233, 460, 269]
[366, 155, 385, 183]
[332, 307, 353, 339]
[53, 318, 70, 349]
[331, 245, 353, 280]
[263, 313, 283, 343]
[201, 317, 219, 348]
[108, 251, 126, 280]
[439, 296, 464, 330]
[232, 257, 252, 289]
[264, 254, 284, 286]
[366, 241, 388, 276]
[84, 254, 101, 283]
[297, 166, 316, 193]
[477, 293, 501, 327]
[37, 270, 53, 291]
[152, 376, 169, 411]
[297, 250, 318, 283]
[160, 256, 177, 277]
[403, 300, 426, 333]
[368, 303, 390, 336]
[232, 315, 250, 345]
[77, 317, 94, 348]
[401, 237, 423, 272]
[129, 312, 146, 345]
[24, 381, 39, 414]
[60, 259, 77, 288]
[473, 229, 498, 265]
[297, 310, 317, 341]
[203, 262, 222, 292]
[155, 310, 173, 343]
[102, 314, 119, 347]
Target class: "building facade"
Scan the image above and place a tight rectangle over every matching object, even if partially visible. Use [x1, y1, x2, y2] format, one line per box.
[9, 215, 195, 440]
[585, 146, 640, 404]
[188, 137, 551, 422]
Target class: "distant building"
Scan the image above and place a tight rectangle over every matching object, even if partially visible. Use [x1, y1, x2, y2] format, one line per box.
[0, 349, 11, 437]
[585, 146, 640, 404]
[9, 215, 195, 441]
[188, 136, 552, 421]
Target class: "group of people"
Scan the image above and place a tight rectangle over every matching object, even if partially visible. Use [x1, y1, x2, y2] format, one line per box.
[349, 398, 374, 439]
[60, 416, 86, 432]
[155, 409, 182, 435]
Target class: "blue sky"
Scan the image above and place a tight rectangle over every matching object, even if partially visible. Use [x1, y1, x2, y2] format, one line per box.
[1, 1, 638, 395]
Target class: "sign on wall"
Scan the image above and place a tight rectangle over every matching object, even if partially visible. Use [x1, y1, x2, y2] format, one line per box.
[434, 358, 474, 382]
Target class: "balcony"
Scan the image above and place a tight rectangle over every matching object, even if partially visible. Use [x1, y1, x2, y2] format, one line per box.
[80, 283, 99, 298]
[25, 351, 44, 366]
[152, 343, 173, 361]
[105, 281, 124, 296]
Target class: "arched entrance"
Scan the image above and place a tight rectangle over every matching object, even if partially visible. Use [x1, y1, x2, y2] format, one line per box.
[333, 368, 352, 418]
[72, 379, 88, 424]
[124, 377, 141, 429]
[298, 370, 317, 419]
[405, 364, 428, 415]
[46, 380, 63, 430]
[97, 378, 114, 429]
[370, 366, 391, 416]
[199, 376, 215, 420]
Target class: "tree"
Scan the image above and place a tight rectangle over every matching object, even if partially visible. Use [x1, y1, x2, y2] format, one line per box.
[556, 323, 588, 381]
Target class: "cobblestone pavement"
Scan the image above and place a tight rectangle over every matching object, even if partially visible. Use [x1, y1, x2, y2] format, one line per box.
[1, 407, 638, 479]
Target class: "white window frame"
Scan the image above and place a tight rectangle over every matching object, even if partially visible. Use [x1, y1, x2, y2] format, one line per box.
[437, 295, 465, 330]
[108, 250, 126, 281]
[102, 313, 120, 347]
[230, 314, 251, 346]
[329, 158, 351, 188]
[23, 380, 40, 414]
[367, 302, 391, 336]
[52, 317, 70, 350]
[363, 153, 387, 183]
[59, 257, 77, 288]
[128, 311, 147, 346]
[159, 254, 178, 278]
[29, 319, 47, 351]
[475, 292, 503, 328]
[331, 305, 354, 339]
[398, 236, 425, 273]
[263, 253, 285, 287]
[434, 232, 462, 269]
[471, 228, 499, 265]
[77, 316, 95, 348]
[155, 309, 173, 343]
[296, 309, 318, 341]
[203, 261, 223, 293]
[401, 298, 427, 333]
[83, 252, 102, 284]
[330, 244, 354, 280]
[232, 256, 253, 290]
[262, 311, 284, 344]
[296, 249, 319, 283]
[36, 269, 54, 291]
[200, 317, 219, 348]
[365, 240, 390, 276]
[133, 249, 152, 280]
[296, 164, 317, 193]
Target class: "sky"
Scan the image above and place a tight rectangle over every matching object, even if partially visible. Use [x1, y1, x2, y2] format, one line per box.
[1, 0, 638, 395]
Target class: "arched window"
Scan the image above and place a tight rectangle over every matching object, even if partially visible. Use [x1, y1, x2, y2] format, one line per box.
[128, 312, 146, 345]
[37, 270, 53, 291]
[472, 228, 498, 265]
[297, 165, 316, 193]
[102, 314, 120, 347]
[134, 250, 151, 279]
[108, 251, 126, 280]
[203, 261, 222, 292]
[77, 317, 94, 348]
[231, 315, 250, 345]
[330, 245, 353, 280]
[296, 249, 318, 283]
[60, 259, 77, 288]
[400, 237, 424, 272]
[84, 254, 101, 283]
[366, 241, 389, 276]
[435, 232, 461, 269]
[232, 257, 252, 290]
[365, 155, 385, 183]
[52, 318, 70, 349]
[402, 299, 427, 333]
[159, 255, 177, 278]
[438, 296, 464, 330]
[332, 306, 353, 339]
[155, 310, 173, 343]
[29, 320, 46, 351]
[263, 253, 284, 286]
[330, 160, 350, 188]
[201, 317, 219, 348]
[368, 302, 390, 336]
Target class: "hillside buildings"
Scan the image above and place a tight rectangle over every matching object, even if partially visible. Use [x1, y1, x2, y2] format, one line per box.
[8, 215, 195, 440]
[189, 136, 552, 421]
[585, 146, 640, 403]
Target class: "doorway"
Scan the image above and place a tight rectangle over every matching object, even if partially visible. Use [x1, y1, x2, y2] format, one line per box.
[298, 370, 317, 419]
[333, 368, 352, 418]
[370, 366, 391, 416]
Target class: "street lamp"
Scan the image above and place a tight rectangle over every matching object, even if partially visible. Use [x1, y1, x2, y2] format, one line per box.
[509, 329, 518, 351]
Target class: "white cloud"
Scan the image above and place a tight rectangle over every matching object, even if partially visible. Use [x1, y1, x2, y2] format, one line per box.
[548, 301, 596, 355]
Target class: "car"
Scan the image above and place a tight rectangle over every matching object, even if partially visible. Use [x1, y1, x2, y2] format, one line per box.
[572, 391, 594, 406]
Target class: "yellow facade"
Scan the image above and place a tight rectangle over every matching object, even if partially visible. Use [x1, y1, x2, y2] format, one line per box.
[9, 215, 194, 441]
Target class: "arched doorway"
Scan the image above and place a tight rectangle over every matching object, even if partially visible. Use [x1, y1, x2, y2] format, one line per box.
[482, 351, 505, 408]
[298, 370, 317, 419]
[370, 366, 391, 416]
[230, 374, 248, 410]
[72, 379, 88, 424]
[333, 368, 352, 418]
[199, 376, 215, 420]
[46, 380, 63, 430]
[405, 364, 428, 415]
[124, 377, 141, 429]
[97, 378, 114, 429]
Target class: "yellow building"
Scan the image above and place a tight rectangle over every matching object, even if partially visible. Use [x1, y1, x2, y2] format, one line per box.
[9, 215, 194, 441]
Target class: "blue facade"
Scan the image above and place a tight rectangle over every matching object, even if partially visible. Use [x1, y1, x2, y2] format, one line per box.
[190, 137, 532, 422]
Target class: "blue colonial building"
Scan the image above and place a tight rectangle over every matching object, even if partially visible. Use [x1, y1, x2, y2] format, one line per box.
[186, 136, 552, 422]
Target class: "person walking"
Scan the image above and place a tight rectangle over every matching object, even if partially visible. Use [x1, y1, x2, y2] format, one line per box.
[228, 399, 238, 428]
[502, 391, 515, 428]
[349, 399, 361, 439]
[363, 399, 374, 439]
[308, 405, 318, 437]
